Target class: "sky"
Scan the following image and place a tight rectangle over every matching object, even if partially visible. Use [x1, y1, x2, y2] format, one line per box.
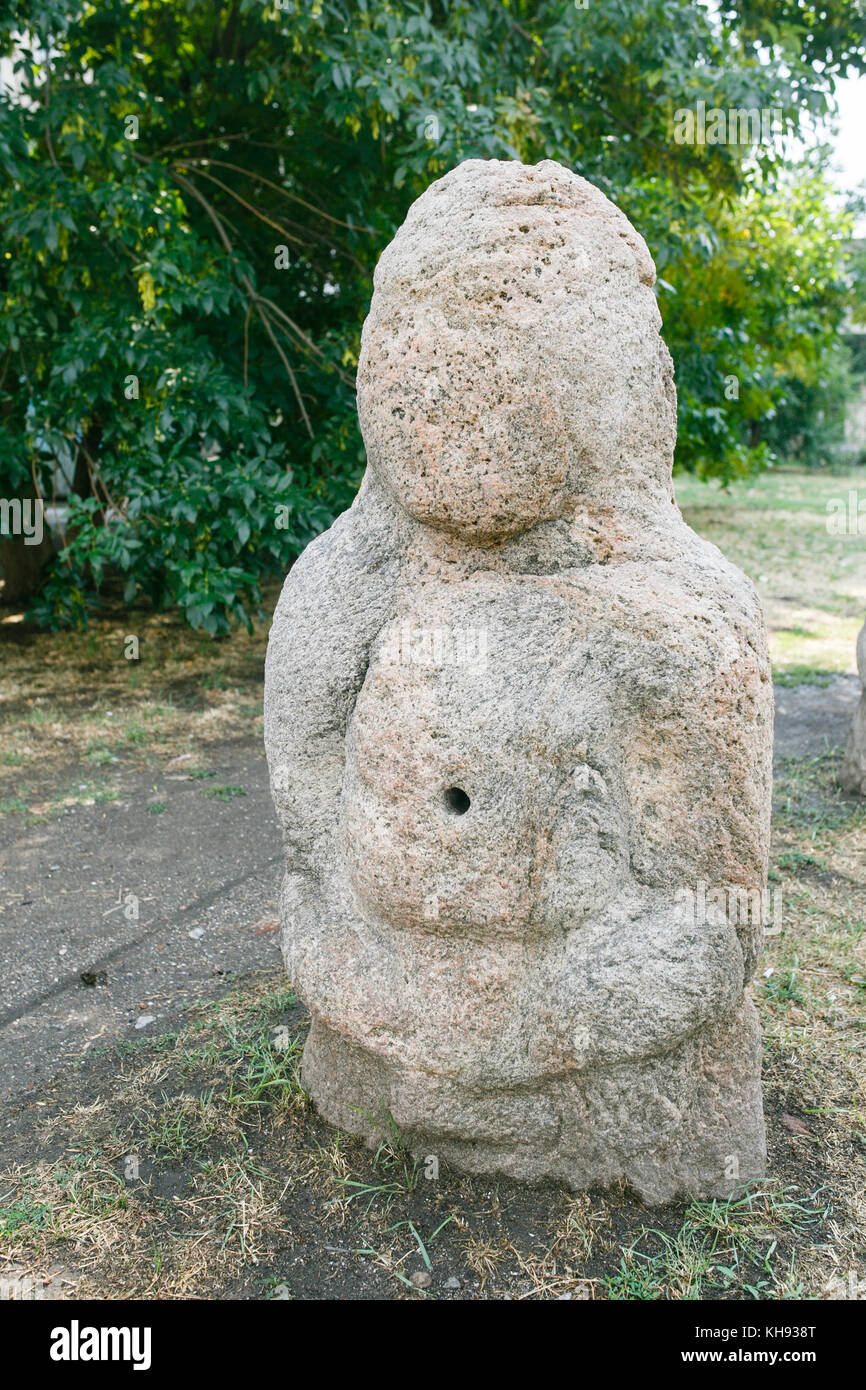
[829, 73, 866, 233]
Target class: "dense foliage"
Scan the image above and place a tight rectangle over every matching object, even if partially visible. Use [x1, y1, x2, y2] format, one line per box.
[1, 0, 863, 628]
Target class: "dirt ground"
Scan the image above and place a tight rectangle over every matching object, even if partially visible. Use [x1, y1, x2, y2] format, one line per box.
[1, 467, 866, 1300]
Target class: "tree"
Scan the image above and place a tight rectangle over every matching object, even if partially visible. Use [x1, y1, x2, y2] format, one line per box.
[1, 0, 863, 628]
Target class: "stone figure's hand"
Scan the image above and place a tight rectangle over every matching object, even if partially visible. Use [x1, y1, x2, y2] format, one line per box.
[546, 894, 746, 1068]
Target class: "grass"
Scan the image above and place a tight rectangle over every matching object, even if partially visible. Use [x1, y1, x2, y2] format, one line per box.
[0, 778, 124, 819]
[675, 465, 866, 683]
[0, 588, 273, 783]
[86, 746, 119, 766]
[606, 1185, 826, 1300]
[331, 1112, 423, 1214]
[136, 1090, 222, 1164]
[0, 952, 861, 1300]
[773, 751, 866, 835]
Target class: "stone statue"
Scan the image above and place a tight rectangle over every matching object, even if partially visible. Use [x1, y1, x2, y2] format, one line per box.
[839, 620, 866, 794]
[264, 159, 773, 1203]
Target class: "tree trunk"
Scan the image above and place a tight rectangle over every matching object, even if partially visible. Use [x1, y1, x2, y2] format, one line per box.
[0, 485, 55, 604]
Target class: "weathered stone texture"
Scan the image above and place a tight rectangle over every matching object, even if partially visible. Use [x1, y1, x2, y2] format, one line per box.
[265, 159, 773, 1202]
[840, 621, 866, 794]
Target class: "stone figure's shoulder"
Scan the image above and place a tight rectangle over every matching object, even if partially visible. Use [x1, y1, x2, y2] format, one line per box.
[264, 483, 406, 784]
[272, 480, 403, 637]
[608, 507, 767, 637]
[674, 518, 767, 635]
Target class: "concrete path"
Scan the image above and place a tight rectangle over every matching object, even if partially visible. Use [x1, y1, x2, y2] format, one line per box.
[0, 744, 283, 1098]
[772, 673, 860, 762]
[0, 675, 861, 1101]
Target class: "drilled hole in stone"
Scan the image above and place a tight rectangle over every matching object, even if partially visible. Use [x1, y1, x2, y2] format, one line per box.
[443, 786, 470, 815]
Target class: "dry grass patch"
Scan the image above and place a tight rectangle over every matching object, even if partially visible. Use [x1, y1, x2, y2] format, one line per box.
[0, 583, 280, 791]
[676, 466, 866, 681]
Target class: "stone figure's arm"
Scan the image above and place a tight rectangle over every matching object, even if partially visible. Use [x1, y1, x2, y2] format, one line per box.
[551, 895, 746, 1070]
[264, 482, 400, 880]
